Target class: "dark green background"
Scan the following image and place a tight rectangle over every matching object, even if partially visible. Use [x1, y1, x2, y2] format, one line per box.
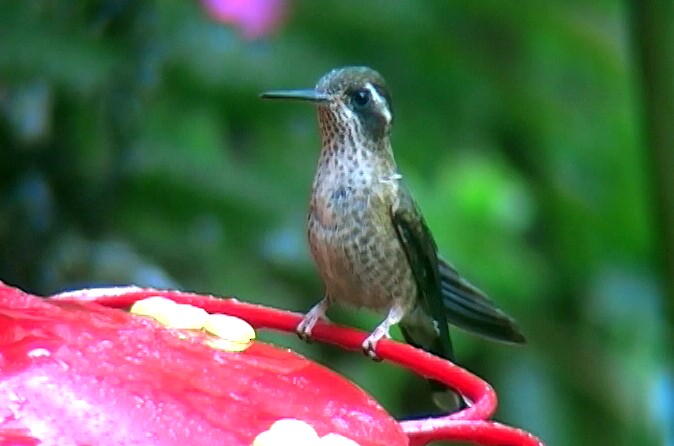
[1, 1, 671, 445]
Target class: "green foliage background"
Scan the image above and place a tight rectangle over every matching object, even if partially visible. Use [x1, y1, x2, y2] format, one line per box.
[0, 1, 670, 445]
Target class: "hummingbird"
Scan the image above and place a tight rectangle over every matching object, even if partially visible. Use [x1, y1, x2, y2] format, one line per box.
[262, 66, 525, 409]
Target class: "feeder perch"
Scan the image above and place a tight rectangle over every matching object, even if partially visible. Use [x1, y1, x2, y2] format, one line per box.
[0, 282, 543, 445]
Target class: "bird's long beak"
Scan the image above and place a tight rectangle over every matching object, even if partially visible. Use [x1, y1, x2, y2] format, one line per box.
[260, 89, 330, 104]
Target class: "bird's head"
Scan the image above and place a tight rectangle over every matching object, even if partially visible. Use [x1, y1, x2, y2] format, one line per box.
[262, 66, 394, 146]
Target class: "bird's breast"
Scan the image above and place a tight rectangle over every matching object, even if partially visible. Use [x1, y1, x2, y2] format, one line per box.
[309, 163, 386, 234]
[307, 156, 414, 310]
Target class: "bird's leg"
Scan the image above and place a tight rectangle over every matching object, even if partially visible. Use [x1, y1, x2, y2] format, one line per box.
[296, 297, 330, 342]
[362, 302, 405, 360]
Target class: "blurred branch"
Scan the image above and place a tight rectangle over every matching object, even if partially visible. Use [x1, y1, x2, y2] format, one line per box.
[630, 0, 674, 345]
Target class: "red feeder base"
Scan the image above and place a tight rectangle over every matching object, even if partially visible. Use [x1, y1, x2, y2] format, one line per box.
[0, 282, 543, 446]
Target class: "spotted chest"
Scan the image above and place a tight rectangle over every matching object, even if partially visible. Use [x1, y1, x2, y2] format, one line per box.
[307, 150, 417, 312]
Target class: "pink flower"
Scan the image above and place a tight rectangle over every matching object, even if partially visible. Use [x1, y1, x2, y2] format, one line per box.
[202, 0, 287, 39]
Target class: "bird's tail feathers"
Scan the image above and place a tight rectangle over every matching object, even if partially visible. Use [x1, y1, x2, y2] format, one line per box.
[399, 317, 467, 413]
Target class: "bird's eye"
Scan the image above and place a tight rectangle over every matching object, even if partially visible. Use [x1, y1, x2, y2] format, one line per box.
[352, 88, 370, 107]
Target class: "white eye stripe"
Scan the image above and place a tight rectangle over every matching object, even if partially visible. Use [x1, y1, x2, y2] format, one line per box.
[365, 82, 385, 105]
[365, 82, 392, 124]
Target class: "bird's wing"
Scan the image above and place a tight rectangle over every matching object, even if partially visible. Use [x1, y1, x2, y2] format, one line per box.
[390, 185, 455, 361]
[438, 258, 526, 343]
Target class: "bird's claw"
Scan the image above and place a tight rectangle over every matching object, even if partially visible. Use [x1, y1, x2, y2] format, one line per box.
[296, 316, 316, 343]
[361, 327, 391, 362]
[361, 338, 383, 362]
[296, 299, 330, 344]
[296, 329, 312, 343]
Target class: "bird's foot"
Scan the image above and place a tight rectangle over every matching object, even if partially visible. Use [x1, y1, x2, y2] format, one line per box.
[296, 298, 330, 343]
[361, 326, 391, 362]
[361, 303, 404, 361]
[296, 314, 319, 342]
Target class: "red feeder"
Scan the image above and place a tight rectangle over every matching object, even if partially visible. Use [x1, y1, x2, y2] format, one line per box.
[0, 282, 543, 445]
